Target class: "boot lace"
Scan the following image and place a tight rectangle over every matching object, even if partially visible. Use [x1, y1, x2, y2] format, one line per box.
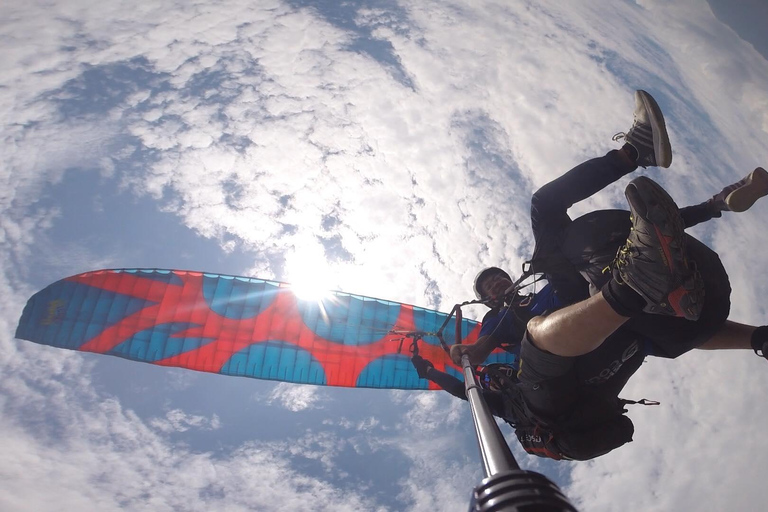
[603, 223, 634, 282]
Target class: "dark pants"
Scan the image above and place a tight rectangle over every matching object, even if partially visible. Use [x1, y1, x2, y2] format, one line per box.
[529, 150, 719, 303]
[519, 151, 732, 418]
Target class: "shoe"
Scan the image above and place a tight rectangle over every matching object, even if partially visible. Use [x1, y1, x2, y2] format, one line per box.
[711, 167, 768, 213]
[612, 90, 672, 168]
[611, 176, 704, 320]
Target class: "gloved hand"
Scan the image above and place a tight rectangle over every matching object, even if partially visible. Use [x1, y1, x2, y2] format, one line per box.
[750, 326, 768, 361]
[411, 355, 434, 379]
[759, 340, 768, 361]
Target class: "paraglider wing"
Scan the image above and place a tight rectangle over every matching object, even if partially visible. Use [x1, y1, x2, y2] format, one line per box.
[16, 269, 513, 390]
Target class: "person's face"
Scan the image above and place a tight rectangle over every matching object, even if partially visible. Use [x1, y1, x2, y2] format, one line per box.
[480, 272, 513, 299]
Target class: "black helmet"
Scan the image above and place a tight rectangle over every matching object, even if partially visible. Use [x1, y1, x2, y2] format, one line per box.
[478, 363, 518, 390]
[473, 267, 511, 299]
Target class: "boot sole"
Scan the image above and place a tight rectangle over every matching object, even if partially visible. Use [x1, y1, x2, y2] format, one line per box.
[628, 176, 685, 253]
[726, 167, 768, 212]
[625, 176, 702, 320]
[637, 90, 672, 168]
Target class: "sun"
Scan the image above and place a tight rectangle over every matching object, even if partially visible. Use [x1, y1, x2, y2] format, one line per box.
[285, 250, 337, 302]
[290, 275, 334, 302]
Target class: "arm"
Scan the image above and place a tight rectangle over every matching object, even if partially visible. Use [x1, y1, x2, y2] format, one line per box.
[412, 357, 510, 419]
[412, 355, 467, 399]
[450, 334, 501, 366]
[424, 366, 467, 400]
[450, 304, 532, 366]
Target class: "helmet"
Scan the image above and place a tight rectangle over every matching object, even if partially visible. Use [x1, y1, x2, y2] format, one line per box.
[477, 363, 518, 390]
[473, 267, 511, 299]
[478, 370, 495, 390]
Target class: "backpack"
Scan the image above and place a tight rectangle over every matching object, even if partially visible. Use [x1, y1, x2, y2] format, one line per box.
[510, 397, 635, 461]
[485, 365, 636, 461]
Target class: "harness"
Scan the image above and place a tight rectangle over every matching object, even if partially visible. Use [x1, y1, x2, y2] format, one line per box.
[406, 259, 658, 461]
[478, 363, 658, 461]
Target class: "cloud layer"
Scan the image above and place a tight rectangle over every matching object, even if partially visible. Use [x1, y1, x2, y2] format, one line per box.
[2, 0, 768, 510]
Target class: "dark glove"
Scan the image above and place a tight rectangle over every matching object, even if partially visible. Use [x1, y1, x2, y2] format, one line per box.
[758, 341, 768, 361]
[411, 355, 434, 379]
[750, 326, 768, 360]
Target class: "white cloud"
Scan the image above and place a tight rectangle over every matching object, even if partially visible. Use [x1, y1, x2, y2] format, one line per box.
[0, 330, 387, 512]
[150, 409, 222, 433]
[390, 428, 483, 512]
[392, 389, 467, 431]
[0, 413, 378, 512]
[266, 382, 327, 411]
[564, 351, 768, 512]
[2, 0, 768, 511]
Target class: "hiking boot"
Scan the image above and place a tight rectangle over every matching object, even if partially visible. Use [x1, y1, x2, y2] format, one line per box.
[711, 167, 768, 213]
[611, 176, 704, 320]
[612, 90, 672, 168]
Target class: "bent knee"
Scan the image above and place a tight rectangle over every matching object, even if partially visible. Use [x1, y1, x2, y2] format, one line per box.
[525, 316, 546, 347]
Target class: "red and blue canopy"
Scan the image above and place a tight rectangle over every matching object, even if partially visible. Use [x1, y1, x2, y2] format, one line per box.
[16, 268, 516, 390]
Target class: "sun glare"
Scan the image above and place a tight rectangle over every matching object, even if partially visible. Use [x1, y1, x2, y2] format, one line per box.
[290, 277, 333, 302]
[286, 252, 336, 302]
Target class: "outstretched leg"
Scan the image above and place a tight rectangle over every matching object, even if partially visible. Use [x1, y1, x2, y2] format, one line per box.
[530, 90, 673, 304]
[712, 167, 768, 213]
[680, 167, 768, 227]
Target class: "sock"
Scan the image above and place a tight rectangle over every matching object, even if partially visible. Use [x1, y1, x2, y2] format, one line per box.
[705, 198, 724, 218]
[601, 276, 646, 317]
[750, 326, 768, 356]
[622, 143, 639, 163]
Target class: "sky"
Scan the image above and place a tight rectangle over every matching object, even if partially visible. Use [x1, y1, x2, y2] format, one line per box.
[2, 0, 768, 510]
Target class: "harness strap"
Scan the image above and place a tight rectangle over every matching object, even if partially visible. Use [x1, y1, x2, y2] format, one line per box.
[621, 398, 661, 406]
